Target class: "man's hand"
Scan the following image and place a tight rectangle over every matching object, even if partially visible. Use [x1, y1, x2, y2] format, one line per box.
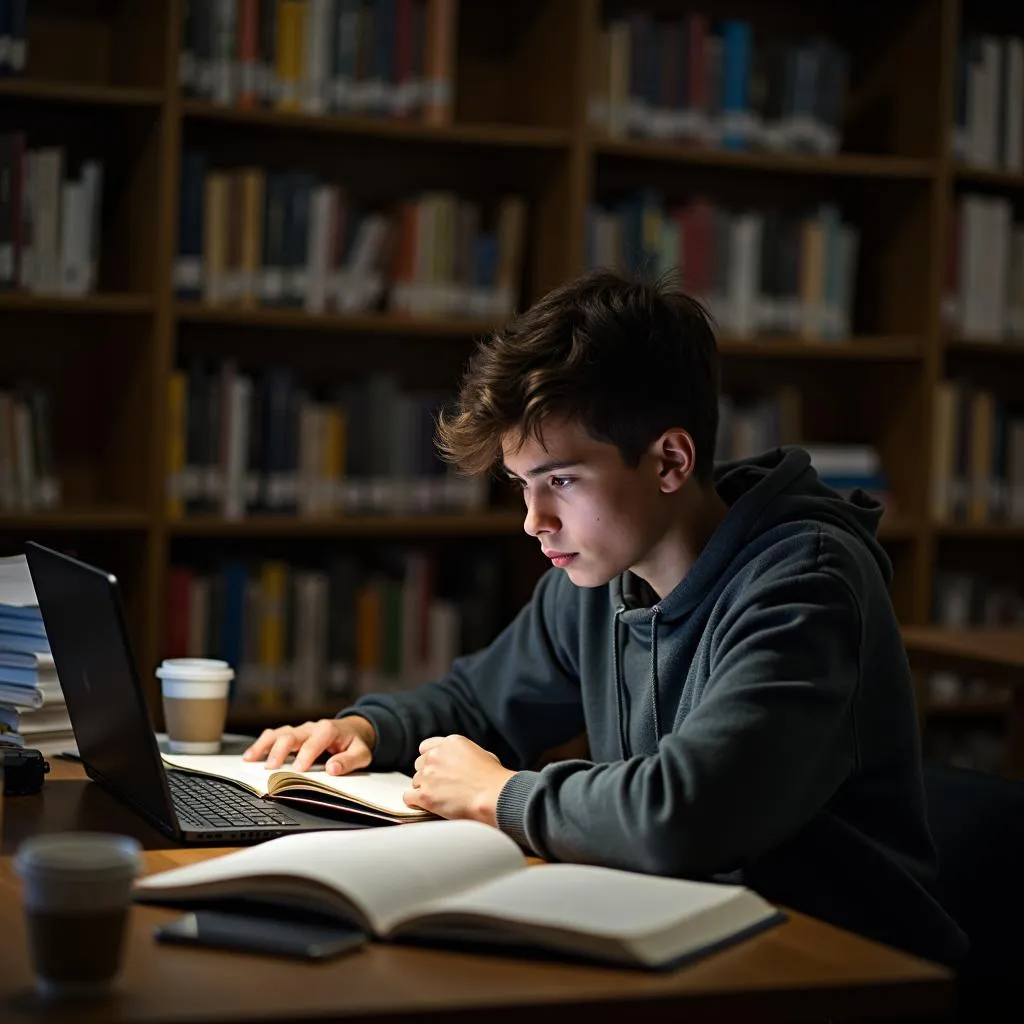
[404, 735, 516, 826]
[242, 716, 377, 775]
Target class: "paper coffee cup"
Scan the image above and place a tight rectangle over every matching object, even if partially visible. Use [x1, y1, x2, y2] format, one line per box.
[16, 832, 141, 1000]
[156, 658, 234, 754]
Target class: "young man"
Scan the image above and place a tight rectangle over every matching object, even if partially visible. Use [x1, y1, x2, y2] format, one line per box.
[244, 270, 966, 966]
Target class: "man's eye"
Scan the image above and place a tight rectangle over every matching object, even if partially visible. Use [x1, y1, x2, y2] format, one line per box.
[550, 477, 573, 489]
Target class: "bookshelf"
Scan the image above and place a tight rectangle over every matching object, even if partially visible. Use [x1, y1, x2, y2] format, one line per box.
[1, 0, 1023, 772]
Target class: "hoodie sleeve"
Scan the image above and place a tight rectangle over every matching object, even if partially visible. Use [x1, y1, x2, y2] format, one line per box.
[337, 569, 586, 773]
[496, 566, 862, 875]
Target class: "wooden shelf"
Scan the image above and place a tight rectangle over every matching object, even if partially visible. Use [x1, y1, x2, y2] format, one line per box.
[181, 100, 570, 150]
[593, 138, 935, 179]
[718, 337, 923, 360]
[945, 338, 1024, 356]
[0, 509, 151, 530]
[169, 510, 525, 538]
[925, 694, 1012, 718]
[933, 523, 1024, 540]
[878, 517, 923, 541]
[0, 78, 164, 107]
[174, 304, 499, 336]
[0, 293, 154, 314]
[954, 164, 1024, 189]
[902, 627, 1024, 681]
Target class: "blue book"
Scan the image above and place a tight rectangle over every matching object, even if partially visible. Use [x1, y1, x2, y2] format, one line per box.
[720, 20, 752, 151]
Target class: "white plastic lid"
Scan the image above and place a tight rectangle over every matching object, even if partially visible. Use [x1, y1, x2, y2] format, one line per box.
[15, 832, 141, 881]
[156, 659, 234, 683]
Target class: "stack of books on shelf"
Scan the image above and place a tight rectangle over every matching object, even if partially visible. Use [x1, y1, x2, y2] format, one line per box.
[951, 33, 1024, 171]
[0, 384, 59, 513]
[175, 152, 527, 319]
[931, 379, 1024, 524]
[717, 391, 891, 513]
[0, 1, 27, 77]
[588, 192, 858, 341]
[166, 546, 500, 711]
[180, 0, 457, 124]
[0, 137, 104, 297]
[926, 569, 1022, 766]
[589, 10, 848, 155]
[0, 555, 73, 757]
[942, 192, 1024, 341]
[167, 363, 485, 519]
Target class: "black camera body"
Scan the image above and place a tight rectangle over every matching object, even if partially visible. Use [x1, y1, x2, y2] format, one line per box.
[2, 747, 50, 795]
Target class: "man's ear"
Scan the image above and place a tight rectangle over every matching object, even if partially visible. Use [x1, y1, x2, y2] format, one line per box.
[652, 429, 696, 494]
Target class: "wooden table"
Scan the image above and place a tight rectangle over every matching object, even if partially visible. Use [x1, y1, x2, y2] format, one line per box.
[0, 760, 953, 1023]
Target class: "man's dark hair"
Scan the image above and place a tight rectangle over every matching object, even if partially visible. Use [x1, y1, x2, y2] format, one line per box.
[436, 268, 721, 482]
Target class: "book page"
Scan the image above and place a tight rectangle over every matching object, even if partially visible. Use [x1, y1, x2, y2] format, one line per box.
[134, 819, 527, 936]
[396, 863, 777, 967]
[159, 753, 428, 818]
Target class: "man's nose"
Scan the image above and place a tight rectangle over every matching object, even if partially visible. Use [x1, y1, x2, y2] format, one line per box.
[523, 493, 558, 537]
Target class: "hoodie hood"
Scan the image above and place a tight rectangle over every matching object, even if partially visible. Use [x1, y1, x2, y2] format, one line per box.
[612, 446, 891, 625]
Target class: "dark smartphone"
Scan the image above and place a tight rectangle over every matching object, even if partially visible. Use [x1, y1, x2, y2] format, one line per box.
[154, 908, 368, 961]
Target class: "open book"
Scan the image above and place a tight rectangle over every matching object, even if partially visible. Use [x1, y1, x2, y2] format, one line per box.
[133, 818, 783, 969]
[160, 753, 430, 825]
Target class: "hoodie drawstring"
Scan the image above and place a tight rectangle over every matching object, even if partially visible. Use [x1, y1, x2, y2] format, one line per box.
[650, 605, 662, 745]
[612, 604, 663, 758]
[612, 606, 627, 759]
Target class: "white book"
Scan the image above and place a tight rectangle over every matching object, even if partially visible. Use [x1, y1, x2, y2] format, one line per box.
[31, 148, 64, 295]
[58, 180, 89, 297]
[160, 753, 430, 824]
[303, 0, 332, 114]
[222, 375, 253, 520]
[133, 818, 782, 969]
[1005, 39, 1024, 172]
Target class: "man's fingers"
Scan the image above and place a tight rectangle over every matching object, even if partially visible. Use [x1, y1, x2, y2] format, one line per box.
[265, 733, 300, 769]
[292, 721, 336, 772]
[325, 742, 371, 777]
[418, 736, 446, 754]
[242, 728, 281, 762]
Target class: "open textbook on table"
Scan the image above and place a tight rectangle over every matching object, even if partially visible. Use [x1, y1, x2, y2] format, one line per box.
[134, 818, 783, 969]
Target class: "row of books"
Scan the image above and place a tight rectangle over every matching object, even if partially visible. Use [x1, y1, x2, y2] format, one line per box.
[952, 34, 1024, 172]
[180, 0, 456, 124]
[0, 137, 104, 297]
[931, 379, 1024, 525]
[589, 11, 847, 155]
[166, 363, 486, 520]
[175, 154, 527, 318]
[0, 385, 59, 514]
[942, 193, 1024, 342]
[165, 547, 501, 708]
[588, 193, 859, 341]
[0, 555, 73, 758]
[717, 390, 891, 512]
[926, 569, 1023, 712]
[0, 0, 26, 76]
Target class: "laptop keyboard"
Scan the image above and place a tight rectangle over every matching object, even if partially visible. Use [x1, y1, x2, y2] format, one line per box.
[168, 771, 300, 830]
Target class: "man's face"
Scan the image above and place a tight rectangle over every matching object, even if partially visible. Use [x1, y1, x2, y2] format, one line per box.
[501, 418, 669, 588]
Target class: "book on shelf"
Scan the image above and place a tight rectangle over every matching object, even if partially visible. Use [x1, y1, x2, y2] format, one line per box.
[0, 0, 28, 77]
[952, 33, 1024, 172]
[180, 0, 457, 125]
[0, 135, 103, 297]
[588, 191, 858, 341]
[942, 192, 1024, 341]
[161, 752, 428, 824]
[0, 384, 59, 513]
[931, 378, 1024, 524]
[166, 362, 487, 520]
[133, 816, 783, 969]
[165, 547, 500, 710]
[175, 152, 527, 320]
[589, 10, 847, 156]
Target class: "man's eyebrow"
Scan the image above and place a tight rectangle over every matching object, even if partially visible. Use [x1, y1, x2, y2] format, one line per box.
[501, 459, 582, 480]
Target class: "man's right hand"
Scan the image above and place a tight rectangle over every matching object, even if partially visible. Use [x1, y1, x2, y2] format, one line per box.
[242, 716, 377, 775]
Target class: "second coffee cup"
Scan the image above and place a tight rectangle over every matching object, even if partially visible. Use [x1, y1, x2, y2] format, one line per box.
[156, 658, 234, 754]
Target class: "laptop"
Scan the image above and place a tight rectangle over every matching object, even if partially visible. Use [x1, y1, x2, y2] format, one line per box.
[25, 541, 360, 844]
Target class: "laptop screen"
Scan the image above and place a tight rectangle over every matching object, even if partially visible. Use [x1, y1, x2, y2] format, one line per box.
[25, 542, 179, 836]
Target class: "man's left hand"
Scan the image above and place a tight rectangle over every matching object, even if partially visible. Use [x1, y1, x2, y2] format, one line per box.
[404, 735, 516, 826]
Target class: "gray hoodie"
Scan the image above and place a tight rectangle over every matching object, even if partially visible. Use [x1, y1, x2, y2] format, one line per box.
[342, 447, 967, 966]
